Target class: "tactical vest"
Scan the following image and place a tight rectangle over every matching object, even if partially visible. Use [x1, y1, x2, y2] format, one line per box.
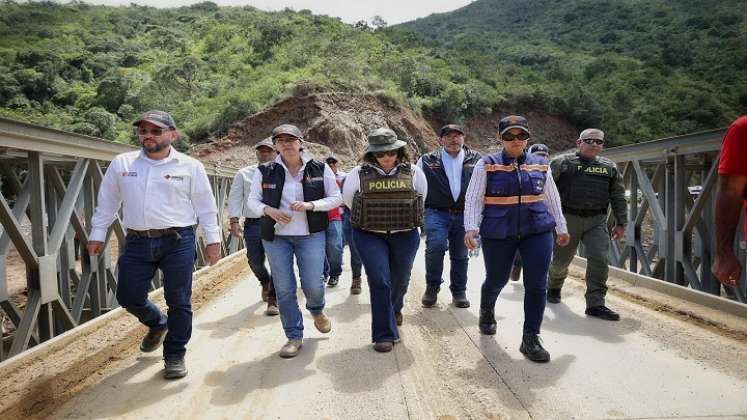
[258, 159, 328, 241]
[553, 153, 616, 210]
[421, 147, 481, 210]
[481, 151, 555, 239]
[351, 164, 424, 232]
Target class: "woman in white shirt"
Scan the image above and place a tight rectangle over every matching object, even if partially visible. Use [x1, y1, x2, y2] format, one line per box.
[248, 124, 342, 359]
[342, 128, 428, 353]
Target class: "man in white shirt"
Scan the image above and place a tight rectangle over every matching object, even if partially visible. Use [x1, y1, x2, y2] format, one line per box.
[227, 137, 279, 316]
[87, 110, 220, 379]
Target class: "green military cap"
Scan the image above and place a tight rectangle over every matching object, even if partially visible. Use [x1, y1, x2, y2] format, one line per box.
[365, 128, 407, 153]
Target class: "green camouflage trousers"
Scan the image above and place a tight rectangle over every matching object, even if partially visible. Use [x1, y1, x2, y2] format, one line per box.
[548, 213, 610, 307]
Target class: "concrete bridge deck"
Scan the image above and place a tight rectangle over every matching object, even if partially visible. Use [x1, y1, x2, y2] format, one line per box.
[45, 244, 747, 420]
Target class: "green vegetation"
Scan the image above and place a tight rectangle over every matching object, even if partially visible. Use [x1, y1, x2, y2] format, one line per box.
[0, 0, 745, 146]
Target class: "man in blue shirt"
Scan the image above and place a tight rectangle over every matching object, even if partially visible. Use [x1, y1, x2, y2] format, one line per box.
[418, 125, 482, 308]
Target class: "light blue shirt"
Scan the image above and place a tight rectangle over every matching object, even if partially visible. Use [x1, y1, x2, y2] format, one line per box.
[441, 148, 464, 201]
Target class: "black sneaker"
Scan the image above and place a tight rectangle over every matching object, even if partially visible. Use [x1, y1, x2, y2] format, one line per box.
[478, 308, 497, 335]
[585, 305, 620, 321]
[163, 357, 188, 379]
[520, 334, 550, 363]
[140, 327, 167, 353]
[452, 292, 470, 308]
[547, 288, 561, 304]
[327, 276, 339, 287]
[421, 285, 439, 307]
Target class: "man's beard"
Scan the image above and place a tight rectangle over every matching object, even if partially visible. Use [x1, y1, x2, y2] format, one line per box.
[142, 140, 168, 153]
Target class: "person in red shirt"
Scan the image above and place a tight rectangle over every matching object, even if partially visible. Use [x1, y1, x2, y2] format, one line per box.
[323, 156, 345, 287]
[713, 116, 747, 288]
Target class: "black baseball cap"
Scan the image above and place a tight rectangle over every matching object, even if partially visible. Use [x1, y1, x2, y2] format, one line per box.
[439, 124, 465, 137]
[133, 110, 176, 129]
[529, 143, 549, 156]
[325, 156, 338, 164]
[498, 115, 530, 135]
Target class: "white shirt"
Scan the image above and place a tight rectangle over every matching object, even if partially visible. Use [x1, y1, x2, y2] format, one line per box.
[416, 148, 465, 202]
[463, 159, 567, 234]
[342, 163, 429, 209]
[228, 165, 262, 219]
[247, 155, 342, 236]
[90, 148, 221, 244]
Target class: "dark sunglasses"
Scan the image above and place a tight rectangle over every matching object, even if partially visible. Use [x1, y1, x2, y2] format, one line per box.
[582, 138, 604, 145]
[501, 132, 530, 141]
[373, 150, 398, 158]
[135, 127, 171, 137]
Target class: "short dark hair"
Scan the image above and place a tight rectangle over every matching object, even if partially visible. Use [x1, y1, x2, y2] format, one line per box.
[325, 156, 338, 164]
[362, 147, 410, 166]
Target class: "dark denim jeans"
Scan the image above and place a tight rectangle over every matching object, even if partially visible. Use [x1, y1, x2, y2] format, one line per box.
[263, 232, 326, 340]
[353, 228, 420, 343]
[481, 231, 553, 335]
[243, 218, 275, 299]
[424, 208, 469, 293]
[342, 211, 363, 278]
[116, 227, 196, 359]
[323, 220, 344, 279]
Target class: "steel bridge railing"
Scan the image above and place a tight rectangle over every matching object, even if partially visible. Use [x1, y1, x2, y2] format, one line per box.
[0, 117, 243, 361]
[601, 128, 747, 303]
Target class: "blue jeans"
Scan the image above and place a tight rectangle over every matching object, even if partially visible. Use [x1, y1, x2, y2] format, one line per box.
[342, 211, 362, 278]
[481, 231, 553, 335]
[243, 218, 275, 299]
[323, 220, 344, 279]
[116, 227, 196, 359]
[424, 208, 469, 293]
[353, 228, 420, 342]
[263, 232, 326, 340]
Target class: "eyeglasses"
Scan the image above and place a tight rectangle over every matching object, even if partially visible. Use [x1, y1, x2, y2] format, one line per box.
[501, 132, 530, 142]
[373, 150, 398, 158]
[135, 127, 171, 137]
[582, 138, 604, 145]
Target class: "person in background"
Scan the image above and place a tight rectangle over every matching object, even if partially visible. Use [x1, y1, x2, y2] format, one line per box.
[418, 124, 481, 308]
[322, 156, 345, 288]
[547, 129, 626, 321]
[88, 110, 221, 379]
[712, 116, 747, 289]
[248, 124, 342, 358]
[343, 128, 427, 353]
[227, 137, 279, 316]
[464, 115, 569, 363]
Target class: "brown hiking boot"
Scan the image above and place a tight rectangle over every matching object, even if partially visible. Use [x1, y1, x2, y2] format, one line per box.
[373, 341, 393, 353]
[261, 281, 270, 302]
[279, 339, 303, 358]
[395, 311, 403, 326]
[510, 266, 521, 282]
[265, 298, 279, 316]
[350, 277, 362, 295]
[313, 312, 332, 333]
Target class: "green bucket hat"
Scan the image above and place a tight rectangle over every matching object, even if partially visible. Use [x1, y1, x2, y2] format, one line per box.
[365, 128, 407, 153]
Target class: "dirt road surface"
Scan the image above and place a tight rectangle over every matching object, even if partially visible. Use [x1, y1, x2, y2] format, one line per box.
[49, 245, 747, 420]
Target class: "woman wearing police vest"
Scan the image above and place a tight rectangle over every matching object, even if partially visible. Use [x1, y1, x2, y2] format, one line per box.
[463, 115, 570, 363]
[342, 128, 428, 353]
[248, 124, 342, 359]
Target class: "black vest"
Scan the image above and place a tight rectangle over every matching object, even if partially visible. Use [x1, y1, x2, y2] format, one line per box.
[552, 153, 617, 211]
[258, 159, 329, 241]
[420, 147, 481, 210]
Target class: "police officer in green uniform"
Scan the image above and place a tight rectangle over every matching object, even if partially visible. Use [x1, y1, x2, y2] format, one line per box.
[547, 128, 626, 321]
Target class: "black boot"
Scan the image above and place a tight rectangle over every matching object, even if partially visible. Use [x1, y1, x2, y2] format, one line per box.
[452, 292, 470, 308]
[421, 285, 439, 307]
[520, 334, 550, 363]
[478, 308, 497, 335]
[547, 288, 561, 304]
[585, 305, 620, 321]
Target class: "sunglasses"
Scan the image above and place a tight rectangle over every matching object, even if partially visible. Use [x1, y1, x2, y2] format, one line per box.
[373, 150, 398, 158]
[501, 132, 530, 142]
[135, 127, 171, 137]
[582, 138, 604, 145]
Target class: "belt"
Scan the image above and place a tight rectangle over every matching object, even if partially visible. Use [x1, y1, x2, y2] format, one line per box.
[562, 207, 608, 217]
[244, 217, 261, 225]
[126, 226, 194, 238]
[431, 207, 464, 213]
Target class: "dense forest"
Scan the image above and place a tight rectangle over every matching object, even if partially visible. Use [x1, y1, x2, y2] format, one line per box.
[0, 0, 745, 147]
